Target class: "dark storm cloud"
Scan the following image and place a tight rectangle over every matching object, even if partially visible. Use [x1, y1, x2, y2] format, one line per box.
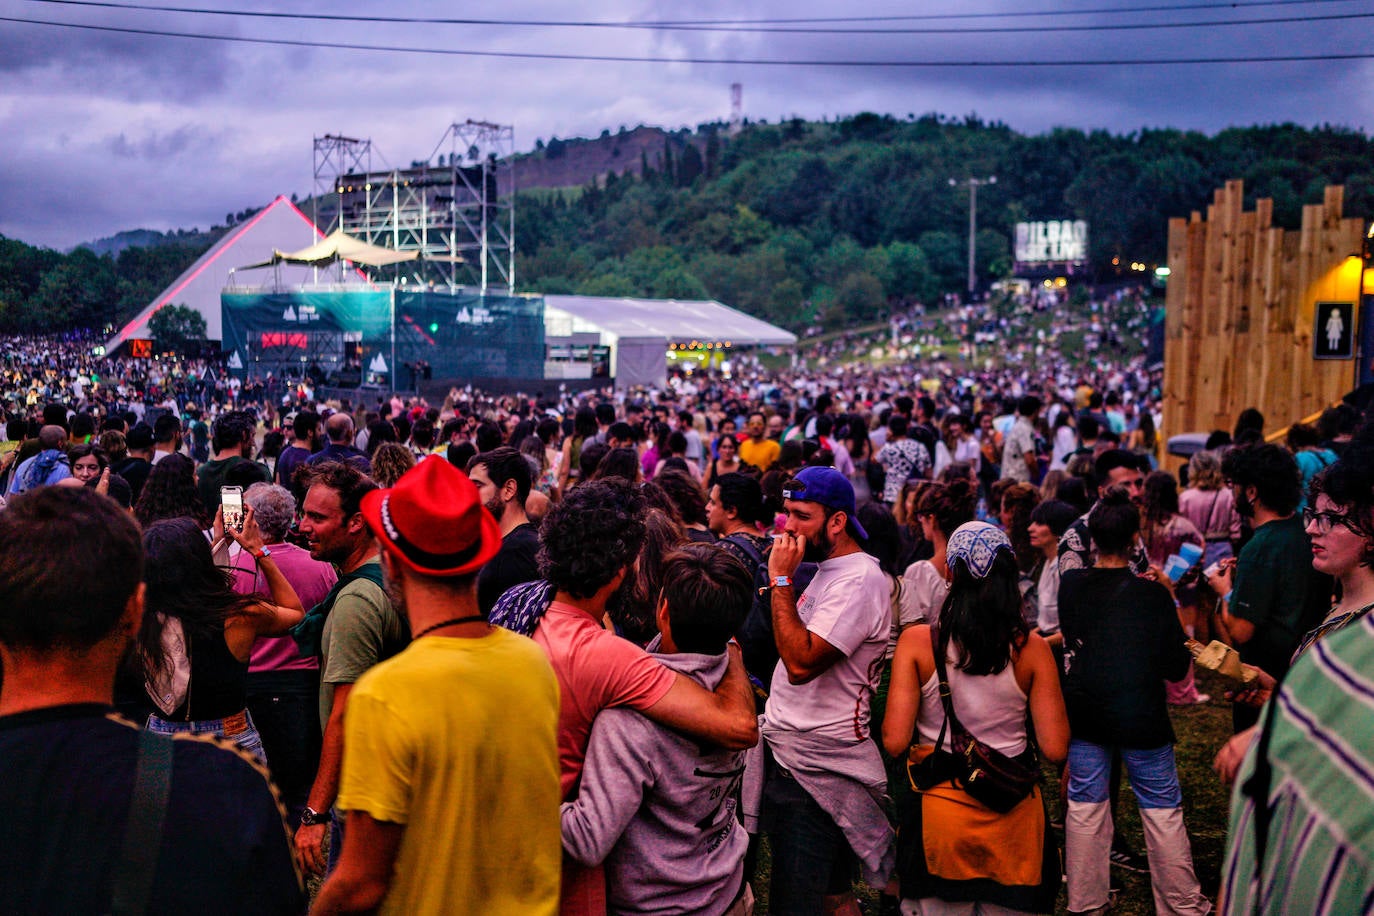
[0, 14, 236, 100]
[0, 0, 1371, 249]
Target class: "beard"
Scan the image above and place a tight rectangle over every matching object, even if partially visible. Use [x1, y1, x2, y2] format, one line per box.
[1234, 487, 1254, 519]
[802, 527, 836, 563]
[485, 495, 507, 521]
[383, 568, 407, 622]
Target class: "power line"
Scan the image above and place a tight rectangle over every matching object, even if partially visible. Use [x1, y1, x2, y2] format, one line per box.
[15, 0, 1366, 32]
[2, 14, 1369, 65]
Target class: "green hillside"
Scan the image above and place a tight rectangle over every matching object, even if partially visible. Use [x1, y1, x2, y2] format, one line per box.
[514, 114, 1374, 327]
[2, 114, 1371, 334]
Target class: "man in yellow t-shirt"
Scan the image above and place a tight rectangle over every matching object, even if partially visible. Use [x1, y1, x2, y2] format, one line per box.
[314, 456, 561, 916]
[738, 413, 780, 471]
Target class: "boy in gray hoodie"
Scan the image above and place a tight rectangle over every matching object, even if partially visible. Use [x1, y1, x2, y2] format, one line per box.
[560, 543, 755, 915]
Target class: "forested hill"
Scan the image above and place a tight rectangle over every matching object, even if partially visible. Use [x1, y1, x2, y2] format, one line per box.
[514, 115, 1374, 327]
[1, 115, 1371, 333]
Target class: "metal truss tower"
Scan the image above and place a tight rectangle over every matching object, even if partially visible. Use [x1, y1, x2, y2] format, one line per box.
[310, 121, 515, 294]
[431, 120, 516, 295]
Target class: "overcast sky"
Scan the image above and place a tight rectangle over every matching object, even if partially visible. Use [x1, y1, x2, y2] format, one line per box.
[1, 0, 1370, 250]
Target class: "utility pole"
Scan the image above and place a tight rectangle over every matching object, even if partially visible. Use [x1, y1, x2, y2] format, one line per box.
[949, 176, 995, 297]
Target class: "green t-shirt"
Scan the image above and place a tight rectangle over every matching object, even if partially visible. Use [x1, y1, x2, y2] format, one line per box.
[1231, 514, 1331, 679]
[319, 565, 409, 728]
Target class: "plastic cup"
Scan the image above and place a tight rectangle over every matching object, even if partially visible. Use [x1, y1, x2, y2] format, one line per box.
[1164, 554, 1190, 582]
[1177, 542, 1203, 566]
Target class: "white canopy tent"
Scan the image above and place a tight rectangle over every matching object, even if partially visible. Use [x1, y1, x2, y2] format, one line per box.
[543, 295, 796, 389]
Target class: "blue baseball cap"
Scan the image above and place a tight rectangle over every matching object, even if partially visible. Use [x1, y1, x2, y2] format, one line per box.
[783, 466, 868, 541]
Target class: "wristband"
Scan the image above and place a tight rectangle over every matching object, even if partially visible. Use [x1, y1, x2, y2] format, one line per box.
[250, 546, 272, 560]
[772, 575, 792, 588]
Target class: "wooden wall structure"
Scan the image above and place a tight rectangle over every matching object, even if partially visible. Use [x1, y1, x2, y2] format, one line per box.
[1162, 181, 1365, 451]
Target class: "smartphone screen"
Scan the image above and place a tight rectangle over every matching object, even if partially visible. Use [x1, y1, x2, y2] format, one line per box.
[221, 486, 244, 530]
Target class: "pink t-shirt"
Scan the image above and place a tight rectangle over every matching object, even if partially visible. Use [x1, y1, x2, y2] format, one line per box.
[532, 600, 677, 798]
[230, 542, 338, 673]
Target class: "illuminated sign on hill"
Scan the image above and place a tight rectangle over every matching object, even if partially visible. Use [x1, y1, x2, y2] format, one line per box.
[1014, 220, 1089, 265]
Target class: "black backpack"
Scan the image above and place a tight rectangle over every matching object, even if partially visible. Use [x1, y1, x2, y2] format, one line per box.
[722, 533, 818, 690]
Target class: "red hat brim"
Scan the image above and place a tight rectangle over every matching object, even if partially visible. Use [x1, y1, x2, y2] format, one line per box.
[360, 484, 504, 578]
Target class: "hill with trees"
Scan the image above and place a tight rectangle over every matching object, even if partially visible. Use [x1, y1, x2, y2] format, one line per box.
[1, 115, 1370, 333]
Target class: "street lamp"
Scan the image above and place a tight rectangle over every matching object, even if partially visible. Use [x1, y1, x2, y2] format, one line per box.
[950, 175, 996, 297]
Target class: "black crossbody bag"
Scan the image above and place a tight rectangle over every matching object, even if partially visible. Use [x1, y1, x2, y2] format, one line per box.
[909, 627, 1040, 813]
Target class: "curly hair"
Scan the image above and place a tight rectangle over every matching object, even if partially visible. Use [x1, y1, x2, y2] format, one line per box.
[539, 478, 646, 599]
[134, 453, 208, 528]
[1221, 443, 1302, 517]
[243, 482, 296, 543]
[916, 477, 978, 539]
[371, 442, 417, 488]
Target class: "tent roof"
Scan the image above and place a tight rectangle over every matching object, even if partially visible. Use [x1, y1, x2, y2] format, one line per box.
[105, 196, 372, 351]
[543, 295, 796, 347]
[236, 228, 439, 270]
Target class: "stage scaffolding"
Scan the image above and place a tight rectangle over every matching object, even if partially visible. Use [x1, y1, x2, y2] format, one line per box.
[310, 121, 516, 294]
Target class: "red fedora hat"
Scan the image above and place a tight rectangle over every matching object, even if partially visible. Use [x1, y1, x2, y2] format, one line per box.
[360, 455, 502, 577]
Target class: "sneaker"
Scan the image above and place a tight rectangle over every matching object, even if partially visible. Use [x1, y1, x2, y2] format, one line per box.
[1110, 845, 1149, 873]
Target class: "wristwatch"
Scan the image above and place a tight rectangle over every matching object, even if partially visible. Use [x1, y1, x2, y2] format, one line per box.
[300, 806, 328, 826]
[772, 575, 793, 588]
[249, 546, 272, 560]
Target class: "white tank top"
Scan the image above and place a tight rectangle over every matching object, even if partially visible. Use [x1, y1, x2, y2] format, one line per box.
[916, 642, 1030, 756]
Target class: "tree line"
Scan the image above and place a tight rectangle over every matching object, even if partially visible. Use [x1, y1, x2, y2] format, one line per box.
[1, 115, 1371, 333]
[515, 115, 1374, 327]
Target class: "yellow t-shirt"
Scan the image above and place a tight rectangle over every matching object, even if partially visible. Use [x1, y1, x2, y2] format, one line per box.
[738, 437, 780, 471]
[338, 627, 562, 916]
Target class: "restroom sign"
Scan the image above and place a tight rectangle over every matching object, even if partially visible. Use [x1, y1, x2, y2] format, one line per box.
[1314, 301, 1354, 360]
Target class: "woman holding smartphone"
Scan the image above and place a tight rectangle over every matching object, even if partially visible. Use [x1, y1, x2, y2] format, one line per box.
[137, 505, 305, 761]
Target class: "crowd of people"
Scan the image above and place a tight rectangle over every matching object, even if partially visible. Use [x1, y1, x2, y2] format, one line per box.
[1, 311, 1372, 916]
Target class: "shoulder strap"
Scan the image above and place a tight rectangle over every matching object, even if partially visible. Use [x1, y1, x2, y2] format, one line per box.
[931, 625, 962, 749]
[1241, 672, 1288, 899]
[723, 533, 766, 569]
[111, 729, 174, 916]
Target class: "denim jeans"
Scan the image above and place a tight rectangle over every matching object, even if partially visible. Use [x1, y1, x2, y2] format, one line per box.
[146, 709, 267, 765]
[1066, 740, 1209, 914]
[762, 761, 857, 916]
[1066, 740, 1181, 809]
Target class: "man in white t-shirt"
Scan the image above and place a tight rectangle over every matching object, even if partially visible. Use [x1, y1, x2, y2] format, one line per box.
[761, 466, 895, 914]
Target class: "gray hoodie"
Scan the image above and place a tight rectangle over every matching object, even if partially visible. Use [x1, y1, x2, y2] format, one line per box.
[560, 648, 747, 915]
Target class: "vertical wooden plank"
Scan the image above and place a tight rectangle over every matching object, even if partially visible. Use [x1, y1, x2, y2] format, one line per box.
[1161, 216, 1191, 449]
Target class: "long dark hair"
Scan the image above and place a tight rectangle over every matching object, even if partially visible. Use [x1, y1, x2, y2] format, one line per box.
[134, 454, 207, 528]
[938, 550, 1027, 676]
[137, 518, 255, 678]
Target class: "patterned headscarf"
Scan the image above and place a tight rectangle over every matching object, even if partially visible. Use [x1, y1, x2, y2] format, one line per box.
[946, 520, 1013, 579]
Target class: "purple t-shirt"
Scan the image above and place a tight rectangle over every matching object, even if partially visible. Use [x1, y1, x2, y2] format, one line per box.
[231, 542, 337, 673]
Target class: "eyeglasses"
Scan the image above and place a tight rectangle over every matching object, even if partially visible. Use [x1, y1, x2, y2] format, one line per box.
[1303, 508, 1365, 535]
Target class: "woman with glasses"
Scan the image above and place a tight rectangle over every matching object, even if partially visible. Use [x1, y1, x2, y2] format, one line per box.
[1214, 459, 1374, 782]
[1217, 436, 1374, 912]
